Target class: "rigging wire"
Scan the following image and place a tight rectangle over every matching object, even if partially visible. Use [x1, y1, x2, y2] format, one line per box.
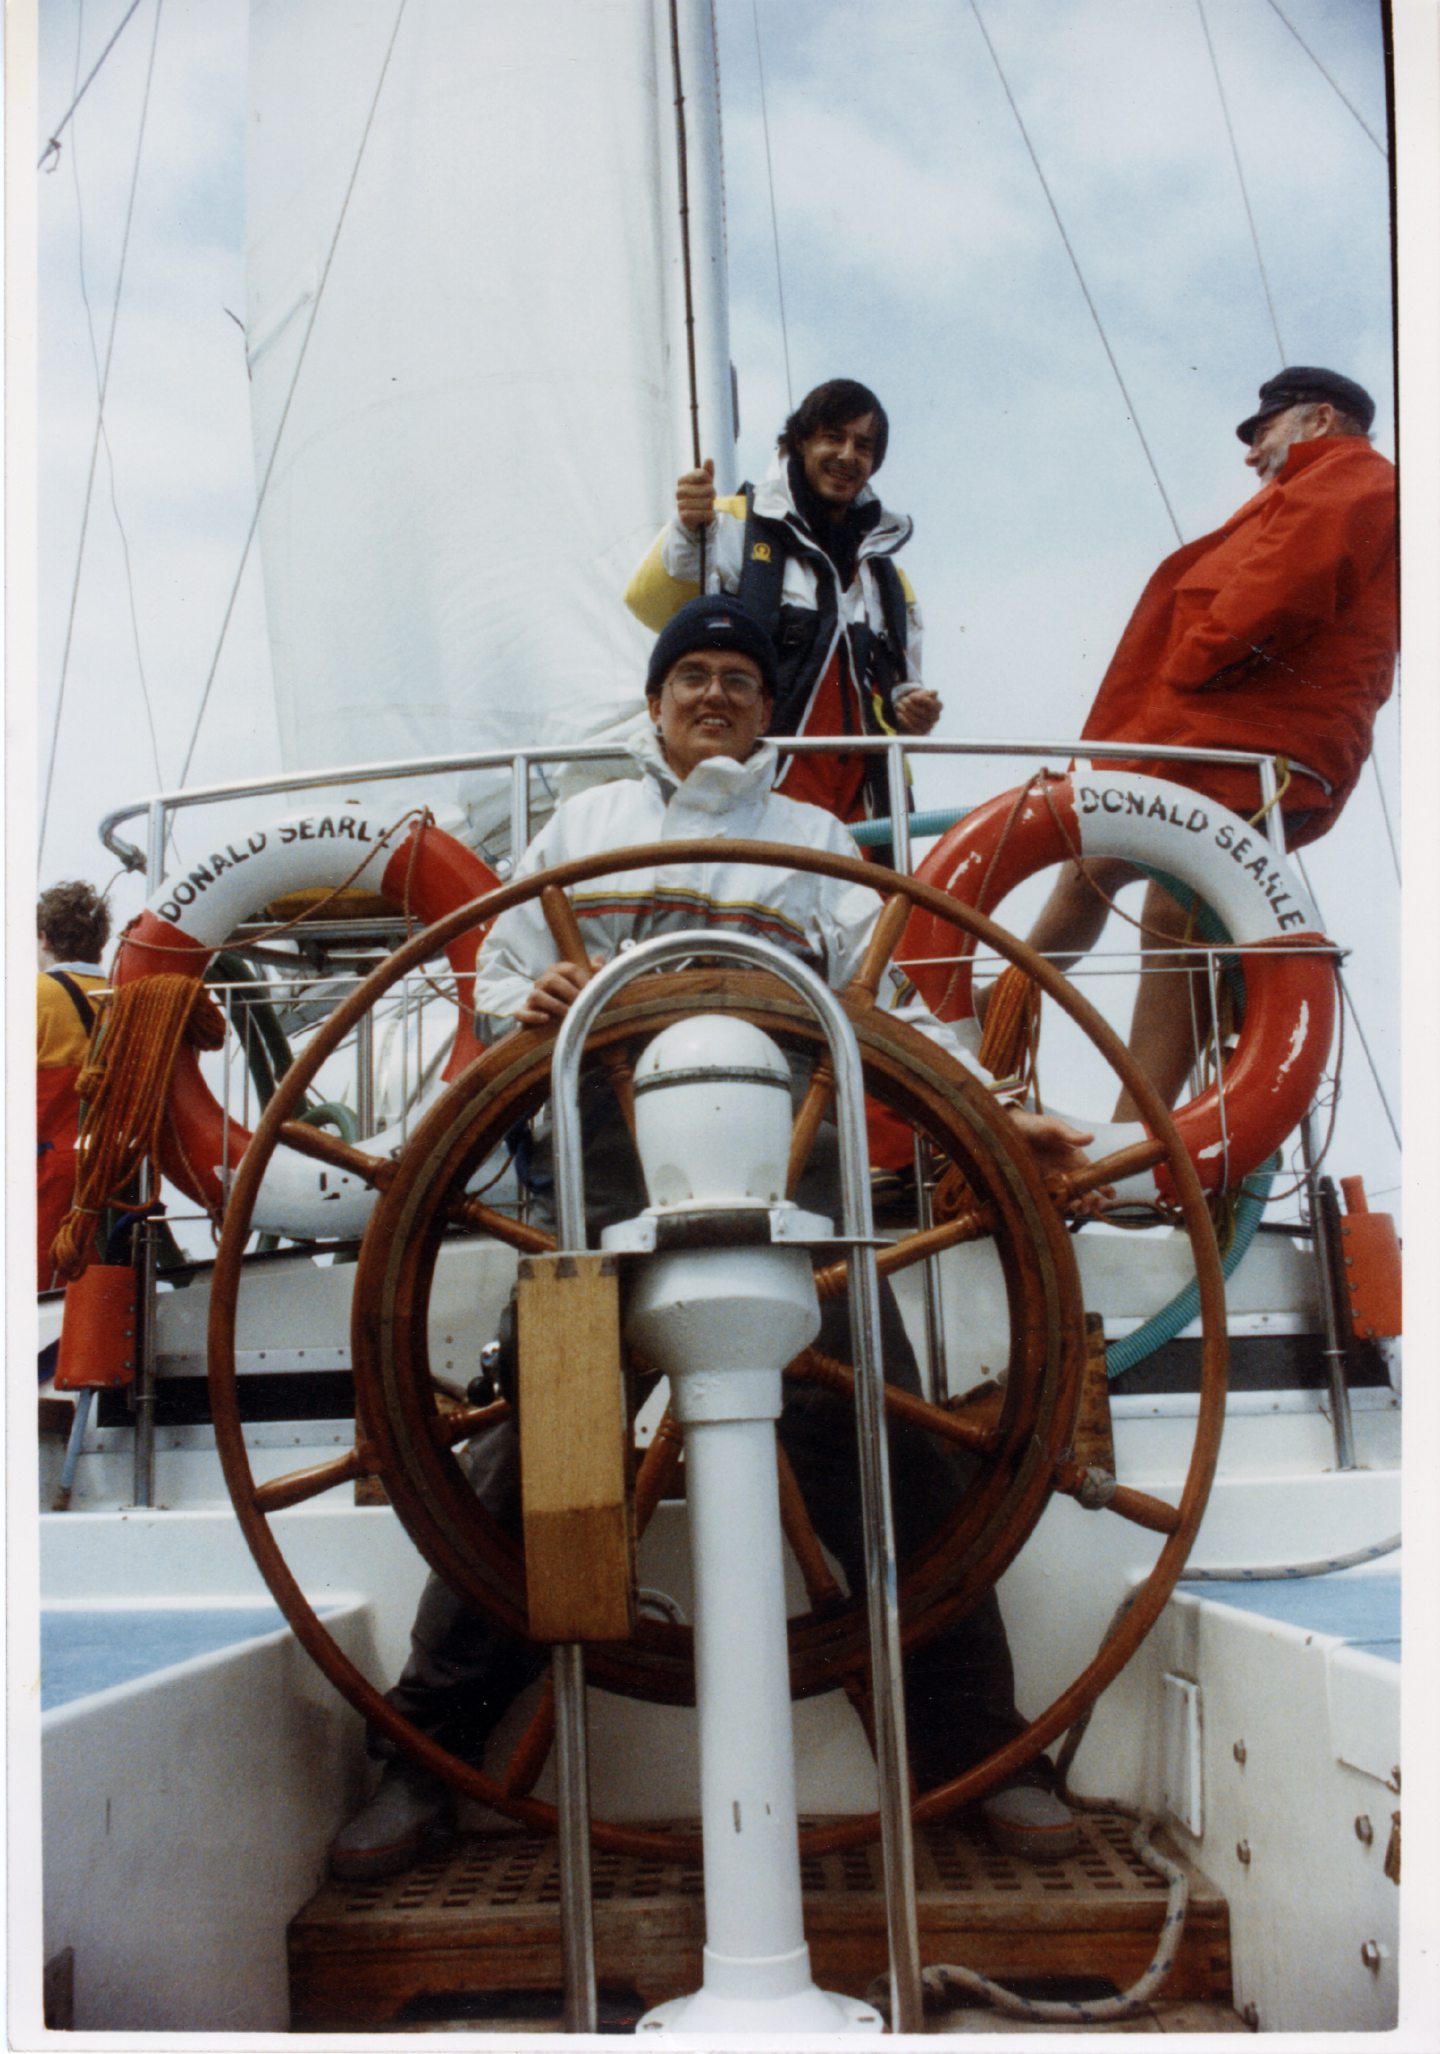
[39, 0, 164, 871]
[175, 0, 411, 789]
[38, 0, 146, 170]
[1293, 847, 1403, 1156]
[968, 1, 1184, 547]
[1195, 0, 1287, 365]
[1368, 749, 1402, 884]
[1263, 0, 1388, 159]
[65, 36, 166, 803]
[751, 0, 793, 412]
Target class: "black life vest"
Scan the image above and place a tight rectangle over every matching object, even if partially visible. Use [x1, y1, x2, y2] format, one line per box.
[735, 483, 911, 744]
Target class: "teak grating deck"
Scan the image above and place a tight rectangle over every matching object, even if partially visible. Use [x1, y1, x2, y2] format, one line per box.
[289, 1812, 1232, 2030]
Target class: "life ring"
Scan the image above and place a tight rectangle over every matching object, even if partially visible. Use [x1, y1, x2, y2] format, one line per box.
[112, 804, 500, 1237]
[899, 771, 1338, 1201]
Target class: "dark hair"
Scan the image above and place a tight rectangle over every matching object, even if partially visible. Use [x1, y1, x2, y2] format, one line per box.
[778, 379, 889, 472]
[38, 880, 111, 963]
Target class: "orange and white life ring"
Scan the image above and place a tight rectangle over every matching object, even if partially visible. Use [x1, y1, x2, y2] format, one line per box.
[900, 771, 1338, 1201]
[112, 804, 500, 1237]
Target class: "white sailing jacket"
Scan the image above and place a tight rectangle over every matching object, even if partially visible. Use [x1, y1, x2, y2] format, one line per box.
[469, 724, 981, 1078]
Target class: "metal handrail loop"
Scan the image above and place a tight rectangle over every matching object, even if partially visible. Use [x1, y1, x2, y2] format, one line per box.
[550, 928, 924, 2032]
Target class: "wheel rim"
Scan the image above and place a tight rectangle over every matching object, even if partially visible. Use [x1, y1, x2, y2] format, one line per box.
[207, 837, 1228, 1859]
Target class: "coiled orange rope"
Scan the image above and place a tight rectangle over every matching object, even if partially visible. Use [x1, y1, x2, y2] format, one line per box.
[928, 967, 1044, 1223]
[51, 975, 227, 1281]
[977, 963, 1043, 1093]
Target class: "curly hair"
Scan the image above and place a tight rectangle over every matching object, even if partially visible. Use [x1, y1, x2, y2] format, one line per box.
[37, 880, 112, 963]
[777, 379, 889, 472]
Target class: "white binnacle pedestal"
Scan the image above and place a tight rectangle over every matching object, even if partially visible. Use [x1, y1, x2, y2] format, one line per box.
[626, 1248, 881, 2035]
[616, 1015, 883, 2036]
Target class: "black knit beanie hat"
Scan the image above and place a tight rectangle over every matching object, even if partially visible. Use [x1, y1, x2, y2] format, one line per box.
[645, 595, 780, 698]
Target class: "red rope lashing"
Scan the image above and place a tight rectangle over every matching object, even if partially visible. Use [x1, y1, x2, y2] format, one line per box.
[51, 976, 226, 1281]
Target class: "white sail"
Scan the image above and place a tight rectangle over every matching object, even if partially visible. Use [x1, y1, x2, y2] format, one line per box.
[245, 0, 732, 847]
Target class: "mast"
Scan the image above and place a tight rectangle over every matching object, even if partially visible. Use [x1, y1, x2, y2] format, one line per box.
[657, 0, 735, 496]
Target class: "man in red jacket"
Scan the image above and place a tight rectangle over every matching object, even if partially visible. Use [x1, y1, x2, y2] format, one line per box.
[1024, 367, 1396, 1112]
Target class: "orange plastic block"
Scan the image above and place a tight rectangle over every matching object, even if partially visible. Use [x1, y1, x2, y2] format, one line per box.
[54, 1265, 138, 1390]
[1338, 1178, 1402, 1341]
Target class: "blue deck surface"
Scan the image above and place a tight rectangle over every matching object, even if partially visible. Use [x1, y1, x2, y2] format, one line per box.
[1179, 1573, 1400, 1662]
[42, 1605, 301, 1711]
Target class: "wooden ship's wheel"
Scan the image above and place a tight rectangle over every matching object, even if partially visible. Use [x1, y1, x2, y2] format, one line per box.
[208, 841, 1227, 1861]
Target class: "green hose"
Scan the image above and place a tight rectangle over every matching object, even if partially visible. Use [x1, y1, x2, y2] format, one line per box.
[850, 803, 971, 847]
[297, 1100, 359, 1144]
[1105, 1156, 1279, 1379]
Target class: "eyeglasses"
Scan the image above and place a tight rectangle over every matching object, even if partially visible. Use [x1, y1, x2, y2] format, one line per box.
[666, 665, 765, 706]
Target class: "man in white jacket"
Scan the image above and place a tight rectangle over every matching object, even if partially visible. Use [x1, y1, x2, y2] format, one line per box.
[330, 598, 1091, 1882]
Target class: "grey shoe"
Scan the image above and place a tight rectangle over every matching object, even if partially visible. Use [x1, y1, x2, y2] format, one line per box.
[328, 1760, 456, 1882]
[979, 1782, 1082, 1861]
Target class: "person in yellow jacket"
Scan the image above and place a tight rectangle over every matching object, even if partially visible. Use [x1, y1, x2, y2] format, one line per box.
[624, 378, 941, 827]
[37, 881, 111, 1289]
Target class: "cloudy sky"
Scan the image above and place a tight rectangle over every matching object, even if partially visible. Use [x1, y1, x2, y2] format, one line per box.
[25, 0, 1414, 1214]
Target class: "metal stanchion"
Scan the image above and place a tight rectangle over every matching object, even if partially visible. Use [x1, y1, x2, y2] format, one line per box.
[1303, 1117, 1357, 1471]
[131, 1213, 159, 1507]
[551, 1641, 599, 2034]
[887, 739, 947, 1405]
[355, 1007, 375, 1142]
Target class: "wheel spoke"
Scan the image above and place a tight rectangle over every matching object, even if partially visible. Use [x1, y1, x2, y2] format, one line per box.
[633, 1405, 685, 1530]
[541, 884, 637, 1131]
[776, 1443, 881, 1747]
[786, 1054, 834, 1197]
[1060, 1135, 1168, 1206]
[1101, 1483, 1182, 1535]
[430, 1398, 511, 1448]
[776, 1443, 847, 1611]
[252, 1443, 378, 1513]
[501, 1675, 556, 1798]
[444, 1193, 556, 1254]
[1053, 1462, 1183, 1535]
[276, 1120, 395, 1191]
[788, 1346, 998, 1454]
[791, 893, 923, 1195]
[842, 893, 911, 1008]
[812, 1203, 996, 1303]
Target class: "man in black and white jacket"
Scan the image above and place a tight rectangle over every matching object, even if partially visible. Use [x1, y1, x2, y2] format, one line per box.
[625, 380, 941, 828]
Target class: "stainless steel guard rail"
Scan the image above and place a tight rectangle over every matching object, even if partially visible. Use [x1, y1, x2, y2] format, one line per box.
[100, 735, 1289, 888]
